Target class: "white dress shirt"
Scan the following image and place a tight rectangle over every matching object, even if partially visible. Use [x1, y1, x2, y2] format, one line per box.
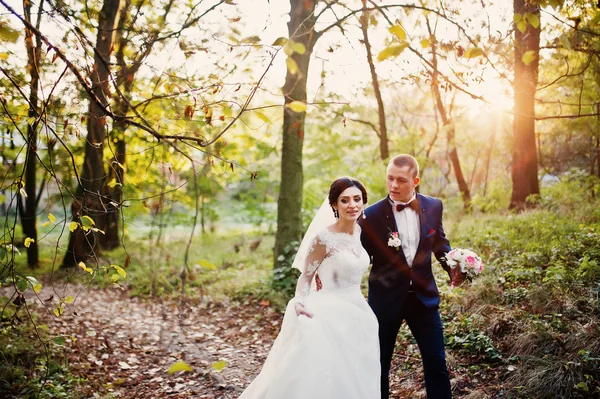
[391, 193, 420, 267]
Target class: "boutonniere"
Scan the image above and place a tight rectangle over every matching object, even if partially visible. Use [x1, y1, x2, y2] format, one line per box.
[387, 231, 401, 251]
[428, 228, 435, 235]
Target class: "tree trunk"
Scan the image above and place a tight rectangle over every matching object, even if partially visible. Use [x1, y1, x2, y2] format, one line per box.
[360, 5, 388, 160]
[273, 0, 318, 289]
[19, 0, 44, 267]
[427, 20, 471, 209]
[62, 0, 122, 267]
[510, 0, 540, 211]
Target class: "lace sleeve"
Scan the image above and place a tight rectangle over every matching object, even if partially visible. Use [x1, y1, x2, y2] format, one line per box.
[293, 234, 327, 306]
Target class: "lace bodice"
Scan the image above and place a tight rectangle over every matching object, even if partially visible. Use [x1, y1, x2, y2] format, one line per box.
[294, 228, 370, 306]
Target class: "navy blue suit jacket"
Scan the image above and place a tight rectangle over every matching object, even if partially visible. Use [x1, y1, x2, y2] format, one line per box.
[360, 193, 452, 320]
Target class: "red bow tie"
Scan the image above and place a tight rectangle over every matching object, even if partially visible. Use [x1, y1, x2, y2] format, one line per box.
[396, 201, 419, 212]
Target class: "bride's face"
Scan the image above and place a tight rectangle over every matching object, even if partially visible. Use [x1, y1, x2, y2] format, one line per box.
[334, 186, 364, 222]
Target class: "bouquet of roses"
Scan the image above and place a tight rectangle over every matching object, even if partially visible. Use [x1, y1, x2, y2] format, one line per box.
[444, 248, 483, 287]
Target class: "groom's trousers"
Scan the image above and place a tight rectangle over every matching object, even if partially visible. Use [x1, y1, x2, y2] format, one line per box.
[378, 292, 451, 399]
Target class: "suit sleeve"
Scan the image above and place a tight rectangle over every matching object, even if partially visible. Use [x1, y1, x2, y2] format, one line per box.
[433, 200, 452, 280]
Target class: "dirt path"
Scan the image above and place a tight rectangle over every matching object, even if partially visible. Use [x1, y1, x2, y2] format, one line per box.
[9, 284, 495, 398]
[18, 285, 281, 398]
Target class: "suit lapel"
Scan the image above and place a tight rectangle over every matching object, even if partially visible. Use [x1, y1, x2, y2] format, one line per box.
[415, 193, 430, 260]
[381, 197, 408, 265]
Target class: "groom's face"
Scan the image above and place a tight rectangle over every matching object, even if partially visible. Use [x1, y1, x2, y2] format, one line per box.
[386, 164, 419, 203]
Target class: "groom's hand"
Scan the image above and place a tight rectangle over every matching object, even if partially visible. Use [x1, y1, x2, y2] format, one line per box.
[315, 274, 322, 291]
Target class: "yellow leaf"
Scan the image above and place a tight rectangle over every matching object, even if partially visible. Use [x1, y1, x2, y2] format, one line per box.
[376, 42, 408, 62]
[292, 42, 306, 55]
[421, 38, 430, 48]
[24, 237, 35, 248]
[517, 20, 527, 33]
[286, 57, 298, 75]
[65, 295, 74, 304]
[212, 360, 227, 372]
[254, 111, 270, 123]
[525, 13, 540, 29]
[521, 50, 537, 65]
[168, 360, 194, 375]
[19, 187, 28, 199]
[54, 304, 63, 317]
[112, 264, 126, 278]
[388, 25, 406, 41]
[69, 221, 79, 232]
[197, 259, 217, 270]
[0, 53, 8, 60]
[48, 213, 56, 223]
[463, 47, 483, 58]
[33, 283, 42, 293]
[272, 37, 288, 46]
[42, 221, 51, 227]
[285, 101, 307, 113]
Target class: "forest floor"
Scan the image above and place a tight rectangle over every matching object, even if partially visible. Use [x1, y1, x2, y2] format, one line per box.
[18, 284, 504, 399]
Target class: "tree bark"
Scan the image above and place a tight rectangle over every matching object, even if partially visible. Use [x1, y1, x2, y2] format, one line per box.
[510, 0, 541, 211]
[19, 0, 44, 267]
[273, 0, 318, 288]
[62, 0, 122, 267]
[360, 5, 388, 160]
[427, 20, 471, 209]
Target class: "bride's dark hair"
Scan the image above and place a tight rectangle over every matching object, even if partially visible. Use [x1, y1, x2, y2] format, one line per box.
[328, 177, 368, 210]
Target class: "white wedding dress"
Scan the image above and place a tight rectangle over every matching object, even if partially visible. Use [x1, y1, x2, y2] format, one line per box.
[239, 228, 380, 399]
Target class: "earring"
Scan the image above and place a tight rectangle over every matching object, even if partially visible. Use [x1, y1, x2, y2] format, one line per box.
[333, 209, 339, 219]
[362, 210, 366, 219]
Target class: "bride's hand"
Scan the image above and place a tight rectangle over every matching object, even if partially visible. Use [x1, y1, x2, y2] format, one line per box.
[294, 302, 313, 318]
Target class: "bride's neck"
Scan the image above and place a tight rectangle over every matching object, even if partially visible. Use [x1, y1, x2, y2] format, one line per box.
[334, 220, 356, 234]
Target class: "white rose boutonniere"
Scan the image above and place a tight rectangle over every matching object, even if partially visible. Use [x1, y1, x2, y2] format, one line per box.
[387, 231, 401, 251]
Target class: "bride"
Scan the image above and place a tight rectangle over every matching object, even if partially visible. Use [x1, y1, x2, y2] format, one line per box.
[239, 177, 380, 399]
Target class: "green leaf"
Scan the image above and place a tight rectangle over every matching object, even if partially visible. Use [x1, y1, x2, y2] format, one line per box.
[559, 34, 572, 50]
[464, 47, 483, 58]
[576, 382, 589, 392]
[197, 259, 217, 270]
[254, 111, 270, 123]
[286, 57, 298, 75]
[53, 336, 66, 346]
[525, 13, 540, 29]
[212, 360, 227, 371]
[0, 24, 19, 43]
[285, 101, 307, 113]
[272, 37, 288, 46]
[111, 264, 126, 278]
[168, 360, 194, 375]
[521, 50, 537, 65]
[17, 278, 28, 293]
[388, 25, 406, 41]
[222, 105, 232, 118]
[80, 215, 95, 231]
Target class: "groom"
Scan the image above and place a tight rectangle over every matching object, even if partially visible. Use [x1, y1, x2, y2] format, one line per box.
[360, 154, 456, 399]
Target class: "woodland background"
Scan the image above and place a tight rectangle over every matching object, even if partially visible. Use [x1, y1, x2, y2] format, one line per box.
[1, 0, 599, 398]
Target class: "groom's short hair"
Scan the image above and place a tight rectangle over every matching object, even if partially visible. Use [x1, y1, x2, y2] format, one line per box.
[389, 154, 419, 178]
